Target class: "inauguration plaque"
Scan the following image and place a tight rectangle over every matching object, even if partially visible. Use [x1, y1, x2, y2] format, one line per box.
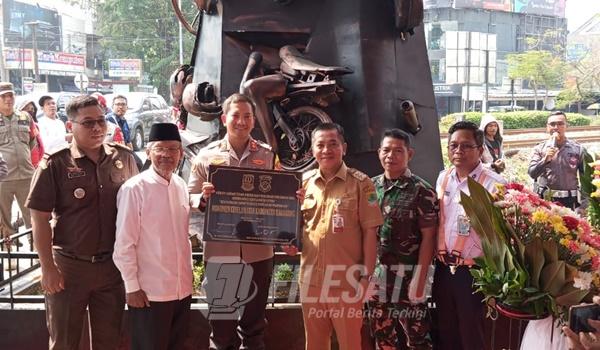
[204, 165, 302, 245]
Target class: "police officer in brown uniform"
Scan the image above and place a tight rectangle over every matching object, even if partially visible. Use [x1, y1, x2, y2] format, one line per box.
[26, 95, 138, 350]
[528, 111, 586, 211]
[188, 93, 278, 350]
[0, 82, 35, 240]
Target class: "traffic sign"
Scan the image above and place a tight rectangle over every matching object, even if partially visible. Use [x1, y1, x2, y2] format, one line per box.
[74, 73, 89, 91]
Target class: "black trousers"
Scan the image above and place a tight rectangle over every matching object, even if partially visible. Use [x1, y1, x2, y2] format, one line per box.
[204, 258, 273, 350]
[129, 295, 192, 350]
[432, 262, 485, 350]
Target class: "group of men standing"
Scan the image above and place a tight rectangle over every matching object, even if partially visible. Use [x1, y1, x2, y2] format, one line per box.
[0, 81, 587, 350]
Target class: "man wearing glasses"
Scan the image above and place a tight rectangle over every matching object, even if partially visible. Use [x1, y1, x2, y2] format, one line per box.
[528, 111, 586, 210]
[433, 121, 505, 350]
[26, 95, 138, 349]
[107, 95, 132, 149]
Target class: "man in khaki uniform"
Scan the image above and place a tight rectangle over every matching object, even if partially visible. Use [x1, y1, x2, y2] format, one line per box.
[188, 93, 277, 350]
[0, 82, 35, 240]
[26, 95, 138, 350]
[285, 123, 383, 350]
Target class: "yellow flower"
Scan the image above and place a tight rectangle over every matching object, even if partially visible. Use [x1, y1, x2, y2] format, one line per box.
[532, 210, 550, 224]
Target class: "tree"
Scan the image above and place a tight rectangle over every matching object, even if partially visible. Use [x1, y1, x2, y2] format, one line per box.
[507, 51, 566, 110]
[93, 0, 197, 97]
[559, 40, 600, 112]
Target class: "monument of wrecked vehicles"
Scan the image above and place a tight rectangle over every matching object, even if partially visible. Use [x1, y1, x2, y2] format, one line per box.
[171, 0, 443, 184]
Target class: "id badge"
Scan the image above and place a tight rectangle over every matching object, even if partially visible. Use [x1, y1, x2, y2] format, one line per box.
[332, 213, 344, 233]
[457, 215, 470, 236]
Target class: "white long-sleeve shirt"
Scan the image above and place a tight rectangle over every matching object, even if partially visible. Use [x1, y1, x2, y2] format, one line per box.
[37, 115, 67, 153]
[114, 167, 193, 302]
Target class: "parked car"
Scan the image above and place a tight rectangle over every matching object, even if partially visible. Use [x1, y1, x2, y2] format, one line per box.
[488, 105, 526, 113]
[105, 92, 171, 150]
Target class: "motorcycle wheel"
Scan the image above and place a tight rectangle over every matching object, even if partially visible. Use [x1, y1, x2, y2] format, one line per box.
[276, 106, 332, 172]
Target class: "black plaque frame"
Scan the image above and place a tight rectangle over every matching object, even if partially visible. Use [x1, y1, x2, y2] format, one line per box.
[204, 165, 301, 245]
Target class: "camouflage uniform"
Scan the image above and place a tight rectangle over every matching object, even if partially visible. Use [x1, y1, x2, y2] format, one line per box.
[366, 170, 438, 350]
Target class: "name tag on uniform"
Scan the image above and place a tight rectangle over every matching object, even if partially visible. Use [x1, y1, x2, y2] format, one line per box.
[457, 215, 470, 236]
[67, 167, 86, 179]
[332, 213, 344, 234]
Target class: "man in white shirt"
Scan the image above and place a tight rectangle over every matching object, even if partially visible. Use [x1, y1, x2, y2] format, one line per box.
[37, 96, 68, 153]
[432, 121, 505, 350]
[114, 123, 192, 350]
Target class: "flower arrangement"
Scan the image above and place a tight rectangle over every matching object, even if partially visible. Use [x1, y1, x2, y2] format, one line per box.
[460, 178, 600, 320]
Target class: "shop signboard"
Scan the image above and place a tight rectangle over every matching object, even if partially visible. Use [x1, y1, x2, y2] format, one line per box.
[108, 59, 142, 78]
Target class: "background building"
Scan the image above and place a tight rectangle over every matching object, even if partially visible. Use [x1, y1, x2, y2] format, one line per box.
[424, 0, 568, 116]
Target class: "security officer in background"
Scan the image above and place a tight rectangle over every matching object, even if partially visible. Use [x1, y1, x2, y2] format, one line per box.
[26, 95, 138, 350]
[528, 111, 586, 211]
[0, 82, 35, 243]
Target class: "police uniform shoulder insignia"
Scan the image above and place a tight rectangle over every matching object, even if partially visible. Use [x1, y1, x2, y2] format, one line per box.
[348, 168, 368, 181]
[210, 158, 227, 165]
[254, 139, 272, 151]
[47, 145, 70, 157]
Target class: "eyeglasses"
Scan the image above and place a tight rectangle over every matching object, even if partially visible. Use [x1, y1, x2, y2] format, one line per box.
[547, 121, 565, 127]
[448, 143, 480, 152]
[151, 147, 180, 154]
[113, 102, 127, 107]
[72, 119, 106, 129]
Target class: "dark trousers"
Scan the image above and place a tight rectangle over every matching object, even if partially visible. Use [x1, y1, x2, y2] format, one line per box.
[552, 196, 578, 210]
[204, 258, 273, 350]
[129, 295, 192, 350]
[432, 262, 485, 350]
[46, 253, 125, 350]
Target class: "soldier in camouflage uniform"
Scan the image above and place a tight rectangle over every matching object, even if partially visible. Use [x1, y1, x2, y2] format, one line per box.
[366, 129, 438, 350]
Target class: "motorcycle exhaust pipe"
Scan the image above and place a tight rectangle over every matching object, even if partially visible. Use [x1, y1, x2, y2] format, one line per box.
[400, 100, 422, 135]
[240, 52, 263, 92]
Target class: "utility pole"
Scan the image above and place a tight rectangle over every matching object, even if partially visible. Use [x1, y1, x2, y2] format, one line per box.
[178, 0, 184, 64]
[25, 21, 40, 83]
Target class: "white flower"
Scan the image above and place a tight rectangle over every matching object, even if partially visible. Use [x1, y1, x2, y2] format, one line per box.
[573, 272, 593, 290]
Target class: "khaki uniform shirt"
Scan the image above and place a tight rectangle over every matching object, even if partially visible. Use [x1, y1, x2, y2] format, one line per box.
[188, 136, 276, 263]
[26, 142, 138, 255]
[300, 163, 384, 291]
[528, 138, 584, 190]
[0, 110, 35, 181]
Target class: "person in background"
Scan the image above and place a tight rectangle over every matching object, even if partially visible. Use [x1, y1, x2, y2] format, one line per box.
[26, 95, 138, 349]
[106, 95, 132, 149]
[479, 113, 505, 174]
[0, 82, 35, 245]
[0, 153, 7, 180]
[528, 111, 586, 211]
[37, 95, 68, 153]
[114, 123, 192, 350]
[433, 121, 505, 350]
[366, 128, 437, 349]
[17, 99, 45, 168]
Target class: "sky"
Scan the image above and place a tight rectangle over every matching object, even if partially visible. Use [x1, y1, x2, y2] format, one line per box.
[566, 0, 600, 31]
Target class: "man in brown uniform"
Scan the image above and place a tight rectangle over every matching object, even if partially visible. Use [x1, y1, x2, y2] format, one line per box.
[26, 95, 138, 350]
[0, 82, 35, 241]
[188, 93, 277, 350]
[528, 111, 587, 211]
[285, 123, 383, 350]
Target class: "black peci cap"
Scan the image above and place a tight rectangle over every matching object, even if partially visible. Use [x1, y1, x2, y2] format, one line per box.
[148, 123, 181, 142]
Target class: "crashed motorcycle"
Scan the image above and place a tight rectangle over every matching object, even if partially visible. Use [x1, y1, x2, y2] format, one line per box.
[238, 45, 352, 171]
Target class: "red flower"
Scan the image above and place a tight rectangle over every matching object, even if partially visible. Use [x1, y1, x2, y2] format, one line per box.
[562, 216, 580, 231]
[506, 183, 524, 191]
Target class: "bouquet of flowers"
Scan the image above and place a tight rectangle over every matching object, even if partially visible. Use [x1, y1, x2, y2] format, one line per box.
[460, 178, 600, 320]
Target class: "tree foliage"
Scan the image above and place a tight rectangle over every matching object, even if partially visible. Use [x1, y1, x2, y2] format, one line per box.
[93, 0, 197, 98]
[560, 39, 600, 112]
[507, 51, 566, 110]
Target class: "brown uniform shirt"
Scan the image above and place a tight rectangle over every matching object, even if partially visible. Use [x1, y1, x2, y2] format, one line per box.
[528, 138, 585, 191]
[0, 110, 35, 181]
[188, 136, 276, 263]
[300, 163, 384, 291]
[26, 141, 138, 255]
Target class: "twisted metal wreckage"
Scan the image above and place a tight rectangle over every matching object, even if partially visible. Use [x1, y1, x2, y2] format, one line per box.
[170, 0, 442, 183]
